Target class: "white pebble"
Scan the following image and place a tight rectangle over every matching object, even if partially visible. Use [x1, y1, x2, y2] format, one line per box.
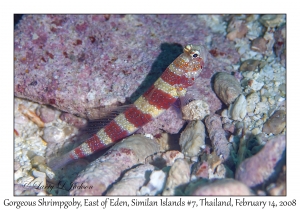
[268, 97, 275, 105]
[249, 79, 264, 91]
[221, 109, 228, 117]
[251, 127, 261, 135]
[274, 81, 281, 87]
[228, 94, 247, 121]
[37, 191, 48, 196]
[14, 168, 27, 180]
[144, 133, 154, 139]
[45, 167, 55, 179]
[181, 99, 210, 121]
[242, 71, 254, 79]
[162, 159, 190, 195]
[228, 135, 235, 142]
[138, 170, 166, 195]
[254, 102, 269, 114]
[179, 120, 205, 157]
[32, 170, 46, 178]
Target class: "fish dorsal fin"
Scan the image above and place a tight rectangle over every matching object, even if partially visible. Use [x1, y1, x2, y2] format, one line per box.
[82, 104, 135, 135]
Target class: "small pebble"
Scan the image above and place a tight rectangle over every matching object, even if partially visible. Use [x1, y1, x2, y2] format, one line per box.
[226, 18, 248, 41]
[162, 158, 190, 195]
[208, 164, 232, 179]
[15, 168, 28, 181]
[154, 132, 171, 151]
[242, 71, 254, 79]
[181, 99, 210, 120]
[235, 121, 244, 129]
[262, 110, 286, 134]
[14, 161, 21, 171]
[268, 97, 275, 105]
[251, 127, 261, 135]
[207, 151, 222, 172]
[30, 156, 46, 167]
[261, 96, 267, 102]
[37, 191, 48, 196]
[255, 119, 263, 127]
[179, 120, 205, 157]
[45, 167, 55, 179]
[223, 123, 235, 133]
[42, 126, 64, 143]
[239, 59, 262, 71]
[246, 92, 260, 113]
[228, 94, 247, 121]
[221, 109, 228, 117]
[254, 102, 269, 115]
[260, 14, 285, 28]
[192, 161, 209, 179]
[37, 106, 56, 123]
[37, 164, 47, 173]
[32, 170, 46, 178]
[248, 79, 264, 91]
[138, 170, 166, 195]
[214, 72, 243, 106]
[251, 37, 267, 53]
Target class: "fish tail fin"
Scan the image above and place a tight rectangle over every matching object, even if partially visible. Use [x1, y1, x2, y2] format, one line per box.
[47, 152, 74, 171]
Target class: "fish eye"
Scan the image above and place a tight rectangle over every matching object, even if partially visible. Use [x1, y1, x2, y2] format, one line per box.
[193, 53, 198, 58]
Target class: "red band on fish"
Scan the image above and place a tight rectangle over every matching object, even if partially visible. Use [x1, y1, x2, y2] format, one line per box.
[123, 106, 152, 128]
[74, 147, 86, 158]
[69, 152, 76, 160]
[161, 68, 192, 87]
[143, 85, 177, 109]
[86, 134, 106, 153]
[104, 120, 129, 142]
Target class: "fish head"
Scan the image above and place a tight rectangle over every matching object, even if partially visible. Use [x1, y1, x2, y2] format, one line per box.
[182, 44, 207, 79]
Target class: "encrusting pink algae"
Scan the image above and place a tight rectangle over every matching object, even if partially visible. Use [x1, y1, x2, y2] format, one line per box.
[14, 15, 240, 136]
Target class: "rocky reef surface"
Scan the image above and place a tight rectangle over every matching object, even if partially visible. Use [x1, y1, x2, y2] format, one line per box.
[14, 14, 286, 196]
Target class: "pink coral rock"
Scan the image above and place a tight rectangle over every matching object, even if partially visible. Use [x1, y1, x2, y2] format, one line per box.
[14, 15, 240, 136]
[205, 114, 232, 165]
[188, 178, 253, 195]
[235, 135, 286, 187]
[106, 164, 155, 195]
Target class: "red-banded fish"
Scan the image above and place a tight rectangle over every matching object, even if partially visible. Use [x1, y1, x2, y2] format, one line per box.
[49, 44, 206, 169]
